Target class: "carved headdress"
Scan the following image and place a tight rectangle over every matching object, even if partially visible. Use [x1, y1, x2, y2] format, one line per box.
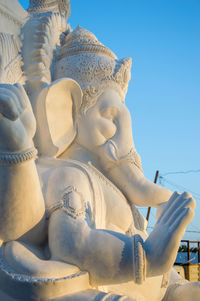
[54, 26, 132, 113]
[29, 0, 71, 16]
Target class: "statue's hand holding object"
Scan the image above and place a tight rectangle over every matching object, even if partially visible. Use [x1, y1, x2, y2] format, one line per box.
[0, 83, 36, 152]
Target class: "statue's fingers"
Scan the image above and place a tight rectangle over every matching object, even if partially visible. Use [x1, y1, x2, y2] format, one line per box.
[161, 193, 195, 225]
[184, 195, 196, 211]
[166, 197, 195, 227]
[184, 196, 195, 209]
[0, 87, 22, 114]
[170, 207, 194, 234]
[10, 84, 27, 111]
[13, 83, 32, 111]
[157, 191, 180, 224]
[173, 192, 195, 214]
[0, 92, 19, 120]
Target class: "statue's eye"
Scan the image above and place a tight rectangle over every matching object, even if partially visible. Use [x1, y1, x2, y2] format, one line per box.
[100, 106, 119, 121]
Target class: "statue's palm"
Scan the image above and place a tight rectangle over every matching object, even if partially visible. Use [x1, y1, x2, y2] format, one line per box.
[145, 192, 195, 277]
[0, 84, 36, 152]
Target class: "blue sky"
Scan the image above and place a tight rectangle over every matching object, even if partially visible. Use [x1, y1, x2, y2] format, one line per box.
[19, 0, 200, 240]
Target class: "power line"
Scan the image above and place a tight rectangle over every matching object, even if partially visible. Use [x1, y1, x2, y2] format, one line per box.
[146, 226, 200, 234]
[159, 169, 200, 198]
[159, 176, 200, 199]
[161, 169, 200, 176]
[146, 217, 200, 234]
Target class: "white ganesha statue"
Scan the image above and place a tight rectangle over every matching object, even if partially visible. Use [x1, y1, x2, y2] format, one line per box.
[0, 1, 199, 300]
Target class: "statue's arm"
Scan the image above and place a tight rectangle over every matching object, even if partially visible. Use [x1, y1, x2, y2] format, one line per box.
[49, 204, 135, 286]
[48, 186, 195, 286]
[0, 84, 45, 243]
[0, 159, 45, 242]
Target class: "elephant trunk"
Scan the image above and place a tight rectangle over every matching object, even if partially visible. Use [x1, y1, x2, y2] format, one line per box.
[99, 139, 172, 208]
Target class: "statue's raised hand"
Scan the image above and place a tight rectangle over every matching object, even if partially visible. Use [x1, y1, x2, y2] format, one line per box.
[144, 192, 195, 277]
[0, 84, 36, 152]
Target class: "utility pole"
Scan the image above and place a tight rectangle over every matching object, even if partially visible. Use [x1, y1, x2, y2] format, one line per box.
[146, 170, 159, 222]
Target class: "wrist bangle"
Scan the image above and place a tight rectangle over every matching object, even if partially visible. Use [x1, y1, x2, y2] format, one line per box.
[0, 148, 38, 165]
[132, 234, 146, 284]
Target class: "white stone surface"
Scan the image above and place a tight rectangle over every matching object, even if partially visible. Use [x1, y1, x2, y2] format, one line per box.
[0, 0, 27, 35]
[0, 0, 27, 84]
[0, 1, 199, 301]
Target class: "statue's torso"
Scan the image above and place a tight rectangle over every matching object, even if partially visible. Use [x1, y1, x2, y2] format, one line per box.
[0, 158, 168, 301]
[38, 158, 135, 236]
[36, 158, 167, 301]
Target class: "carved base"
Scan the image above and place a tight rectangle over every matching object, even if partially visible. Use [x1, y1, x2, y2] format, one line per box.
[0, 252, 90, 301]
[0, 289, 135, 301]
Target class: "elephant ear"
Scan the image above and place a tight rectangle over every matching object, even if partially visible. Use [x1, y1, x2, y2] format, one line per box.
[34, 78, 82, 157]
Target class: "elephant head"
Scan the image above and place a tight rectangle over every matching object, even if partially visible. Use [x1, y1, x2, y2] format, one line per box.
[34, 26, 172, 209]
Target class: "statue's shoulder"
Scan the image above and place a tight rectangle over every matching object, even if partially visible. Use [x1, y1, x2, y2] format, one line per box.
[37, 157, 93, 184]
[37, 158, 95, 209]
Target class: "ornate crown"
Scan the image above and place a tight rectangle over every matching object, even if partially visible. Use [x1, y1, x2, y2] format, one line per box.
[29, 0, 71, 16]
[59, 26, 117, 60]
[54, 26, 132, 113]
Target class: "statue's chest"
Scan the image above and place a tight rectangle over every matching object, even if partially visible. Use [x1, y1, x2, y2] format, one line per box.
[98, 176, 133, 234]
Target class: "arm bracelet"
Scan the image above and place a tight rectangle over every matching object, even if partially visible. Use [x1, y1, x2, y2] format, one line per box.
[132, 234, 146, 284]
[0, 147, 38, 165]
[46, 186, 87, 220]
